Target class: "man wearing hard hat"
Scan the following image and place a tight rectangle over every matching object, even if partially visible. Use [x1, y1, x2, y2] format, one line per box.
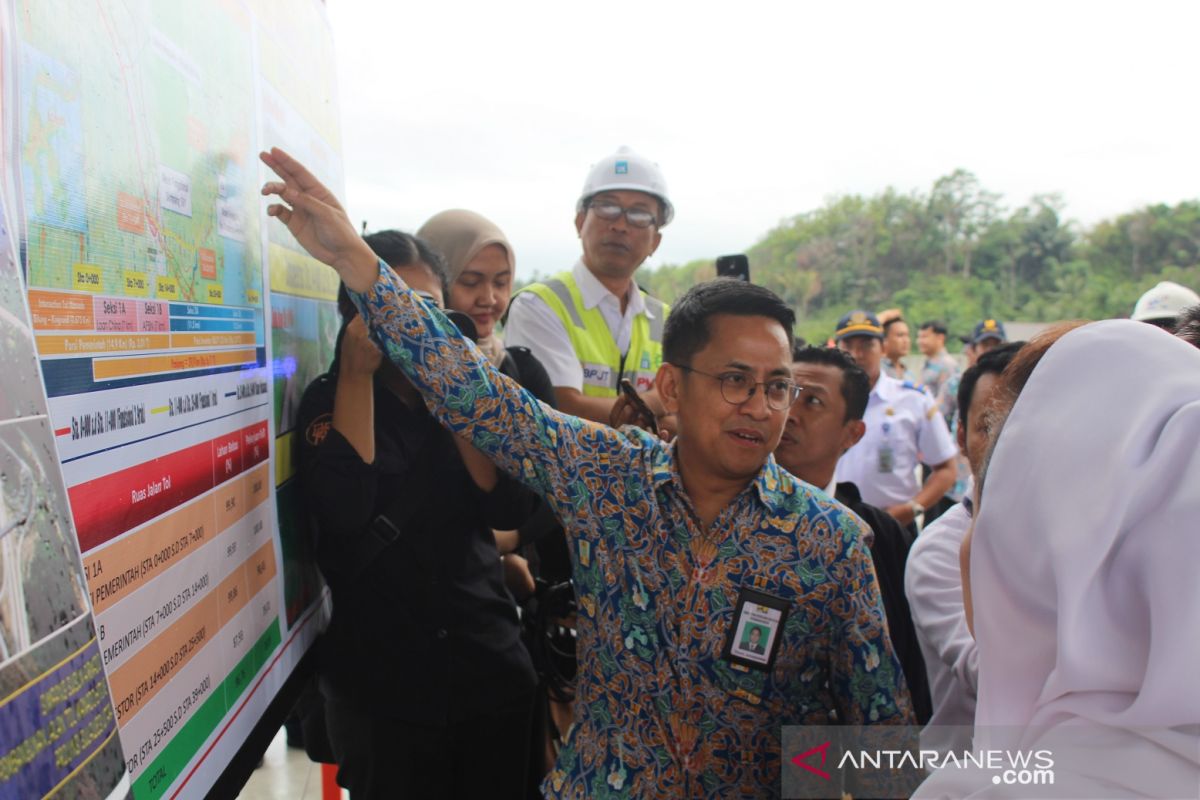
[1131, 280, 1200, 331]
[506, 147, 672, 426]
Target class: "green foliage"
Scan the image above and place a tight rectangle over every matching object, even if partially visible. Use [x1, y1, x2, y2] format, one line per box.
[638, 171, 1200, 347]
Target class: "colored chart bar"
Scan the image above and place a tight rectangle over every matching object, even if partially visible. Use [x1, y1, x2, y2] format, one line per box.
[169, 304, 257, 321]
[27, 290, 96, 330]
[129, 623, 280, 800]
[91, 348, 258, 380]
[37, 333, 172, 356]
[82, 462, 270, 615]
[168, 318, 256, 333]
[68, 421, 269, 551]
[169, 332, 257, 348]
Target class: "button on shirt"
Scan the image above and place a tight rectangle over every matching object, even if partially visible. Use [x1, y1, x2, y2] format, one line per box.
[350, 260, 914, 799]
[834, 374, 958, 508]
[505, 259, 655, 390]
[904, 496, 976, 755]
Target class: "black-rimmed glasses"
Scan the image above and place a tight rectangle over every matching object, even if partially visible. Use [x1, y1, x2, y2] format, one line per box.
[673, 365, 802, 411]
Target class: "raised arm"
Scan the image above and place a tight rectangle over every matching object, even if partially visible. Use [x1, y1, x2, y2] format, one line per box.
[261, 148, 637, 515]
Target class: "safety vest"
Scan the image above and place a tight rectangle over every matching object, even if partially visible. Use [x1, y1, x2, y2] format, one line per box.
[516, 272, 668, 398]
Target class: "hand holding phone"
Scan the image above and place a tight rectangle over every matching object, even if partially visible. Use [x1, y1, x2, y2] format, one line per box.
[612, 379, 658, 434]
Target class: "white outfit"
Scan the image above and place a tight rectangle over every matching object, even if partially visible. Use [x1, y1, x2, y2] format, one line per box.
[834, 373, 957, 508]
[503, 260, 653, 391]
[915, 320, 1200, 798]
[905, 496, 976, 755]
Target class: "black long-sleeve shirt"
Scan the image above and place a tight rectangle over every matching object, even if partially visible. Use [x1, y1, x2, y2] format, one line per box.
[298, 370, 538, 725]
[836, 481, 933, 724]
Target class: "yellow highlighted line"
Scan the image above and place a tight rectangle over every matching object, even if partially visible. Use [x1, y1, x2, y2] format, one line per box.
[0, 636, 98, 713]
[44, 723, 120, 799]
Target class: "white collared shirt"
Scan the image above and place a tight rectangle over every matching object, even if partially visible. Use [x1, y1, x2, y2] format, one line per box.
[505, 259, 656, 391]
[833, 373, 958, 507]
[905, 496, 976, 754]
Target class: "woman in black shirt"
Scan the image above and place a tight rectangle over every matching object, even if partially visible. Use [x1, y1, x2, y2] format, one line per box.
[298, 230, 539, 799]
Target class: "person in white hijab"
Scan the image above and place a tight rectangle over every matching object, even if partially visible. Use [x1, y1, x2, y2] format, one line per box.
[916, 319, 1200, 798]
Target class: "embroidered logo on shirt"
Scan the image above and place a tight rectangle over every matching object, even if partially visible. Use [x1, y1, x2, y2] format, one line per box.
[305, 412, 332, 445]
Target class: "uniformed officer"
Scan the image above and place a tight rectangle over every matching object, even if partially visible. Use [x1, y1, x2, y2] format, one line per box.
[505, 146, 671, 426]
[833, 310, 958, 530]
[969, 318, 1008, 357]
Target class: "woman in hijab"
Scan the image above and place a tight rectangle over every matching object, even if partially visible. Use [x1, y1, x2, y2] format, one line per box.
[917, 319, 1200, 798]
[418, 209, 572, 788]
[417, 209, 556, 403]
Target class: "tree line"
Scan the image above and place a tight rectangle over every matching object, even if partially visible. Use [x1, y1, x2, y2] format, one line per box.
[637, 169, 1200, 347]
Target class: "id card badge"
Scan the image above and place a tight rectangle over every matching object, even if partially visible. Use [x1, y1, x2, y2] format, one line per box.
[877, 444, 894, 473]
[722, 587, 790, 672]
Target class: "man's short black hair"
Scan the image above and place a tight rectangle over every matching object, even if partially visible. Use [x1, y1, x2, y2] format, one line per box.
[790, 344, 870, 422]
[662, 278, 795, 365]
[339, 230, 448, 319]
[920, 320, 948, 336]
[957, 341, 1025, 427]
[882, 316, 906, 335]
[1176, 304, 1200, 349]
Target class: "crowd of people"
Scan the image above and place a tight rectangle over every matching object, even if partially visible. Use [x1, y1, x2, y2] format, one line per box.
[264, 144, 1200, 799]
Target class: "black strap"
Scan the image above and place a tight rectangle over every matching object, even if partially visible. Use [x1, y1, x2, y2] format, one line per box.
[315, 425, 442, 585]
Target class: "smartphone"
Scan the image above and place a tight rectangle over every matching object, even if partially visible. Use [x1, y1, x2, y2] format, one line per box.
[716, 254, 750, 282]
[618, 379, 656, 428]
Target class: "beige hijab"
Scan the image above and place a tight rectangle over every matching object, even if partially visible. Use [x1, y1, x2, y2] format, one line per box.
[417, 209, 514, 366]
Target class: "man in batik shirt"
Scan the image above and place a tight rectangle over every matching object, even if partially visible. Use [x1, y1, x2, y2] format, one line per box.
[261, 148, 914, 799]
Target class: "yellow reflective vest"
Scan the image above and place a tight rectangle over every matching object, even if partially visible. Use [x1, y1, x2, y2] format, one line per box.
[516, 272, 668, 398]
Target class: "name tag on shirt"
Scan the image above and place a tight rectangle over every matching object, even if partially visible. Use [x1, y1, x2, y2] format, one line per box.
[723, 587, 790, 672]
[581, 362, 613, 390]
[877, 443, 895, 473]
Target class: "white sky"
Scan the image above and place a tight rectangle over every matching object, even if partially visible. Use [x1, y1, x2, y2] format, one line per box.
[326, 0, 1200, 282]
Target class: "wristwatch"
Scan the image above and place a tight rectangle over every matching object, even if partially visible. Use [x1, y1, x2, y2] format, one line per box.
[909, 499, 926, 518]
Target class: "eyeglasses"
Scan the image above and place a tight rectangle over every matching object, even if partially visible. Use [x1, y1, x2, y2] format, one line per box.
[587, 201, 658, 229]
[673, 365, 802, 411]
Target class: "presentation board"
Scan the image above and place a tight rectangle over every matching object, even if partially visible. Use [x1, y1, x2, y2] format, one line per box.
[2, 0, 341, 796]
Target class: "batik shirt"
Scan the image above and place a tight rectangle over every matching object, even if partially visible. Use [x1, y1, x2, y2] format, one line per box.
[920, 349, 960, 428]
[350, 260, 914, 799]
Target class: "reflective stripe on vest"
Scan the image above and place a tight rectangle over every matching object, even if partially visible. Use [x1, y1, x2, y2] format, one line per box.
[515, 273, 668, 398]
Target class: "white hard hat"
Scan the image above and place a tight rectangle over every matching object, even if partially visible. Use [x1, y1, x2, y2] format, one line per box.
[576, 146, 674, 226]
[1131, 280, 1200, 322]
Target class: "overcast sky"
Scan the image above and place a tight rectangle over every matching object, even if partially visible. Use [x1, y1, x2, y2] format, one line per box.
[325, 0, 1199, 281]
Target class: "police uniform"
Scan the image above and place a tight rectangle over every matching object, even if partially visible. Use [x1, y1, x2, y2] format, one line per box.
[835, 373, 958, 509]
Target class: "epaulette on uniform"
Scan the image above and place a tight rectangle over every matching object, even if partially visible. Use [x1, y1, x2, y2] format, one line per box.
[901, 380, 928, 395]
